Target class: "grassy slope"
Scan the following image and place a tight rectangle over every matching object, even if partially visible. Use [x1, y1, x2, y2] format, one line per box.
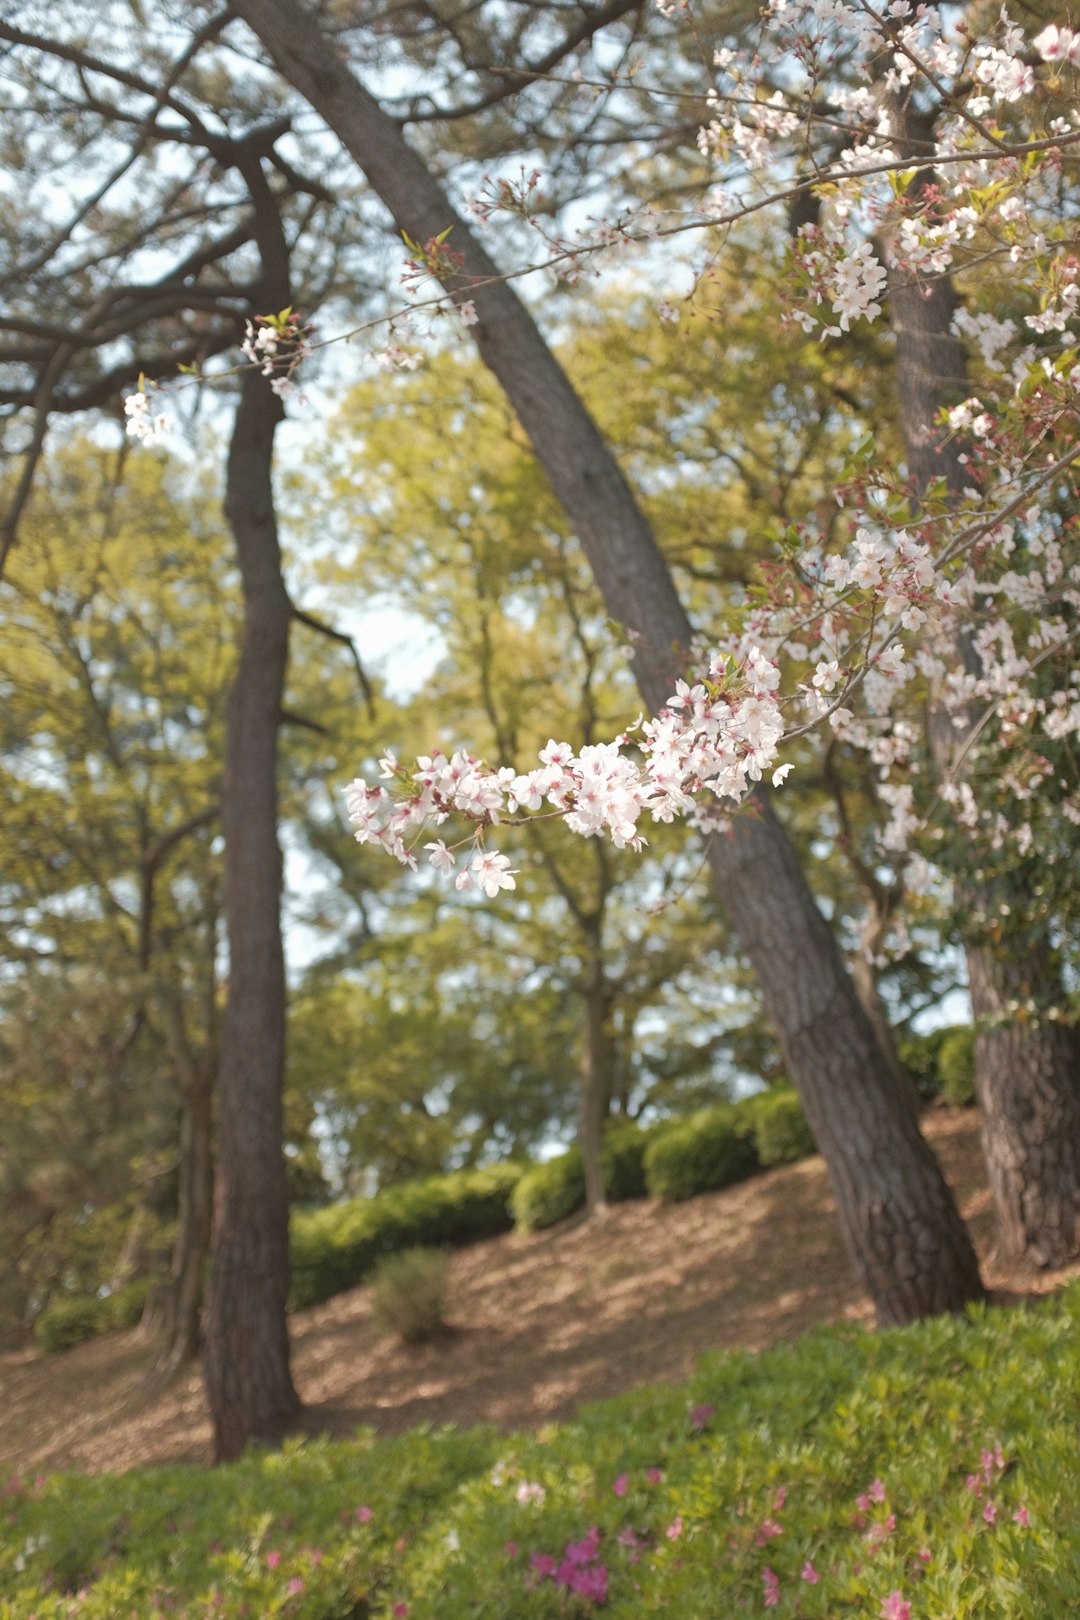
[1, 1109, 1022, 1479]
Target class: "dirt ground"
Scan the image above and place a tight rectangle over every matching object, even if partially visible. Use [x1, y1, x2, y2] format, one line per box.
[2, 1108, 1074, 1478]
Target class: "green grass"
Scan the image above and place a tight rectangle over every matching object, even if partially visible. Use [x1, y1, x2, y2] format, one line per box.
[3, 1281, 1077, 1617]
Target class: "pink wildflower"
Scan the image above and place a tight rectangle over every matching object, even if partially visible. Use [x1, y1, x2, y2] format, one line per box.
[801, 1560, 819, 1584]
[1013, 1505, 1030, 1527]
[355, 1505, 373, 1523]
[613, 1473, 629, 1497]
[690, 1404, 715, 1432]
[763, 1567, 781, 1608]
[772, 1485, 787, 1510]
[505, 1541, 519, 1557]
[530, 1553, 557, 1578]
[646, 1467, 663, 1485]
[564, 1528, 601, 1564]
[666, 1516, 683, 1540]
[880, 1594, 911, 1620]
[393, 1606, 409, 1618]
[983, 1500, 998, 1525]
[287, 1577, 304, 1596]
[754, 1517, 783, 1545]
[265, 1551, 281, 1570]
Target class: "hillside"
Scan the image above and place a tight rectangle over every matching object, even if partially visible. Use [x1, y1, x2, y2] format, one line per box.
[1, 1107, 1072, 1479]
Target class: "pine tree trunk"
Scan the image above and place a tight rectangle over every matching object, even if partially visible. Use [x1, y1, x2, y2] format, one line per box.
[202, 360, 300, 1459]
[967, 941, 1080, 1268]
[200, 147, 303, 1455]
[230, 0, 985, 1324]
[885, 97, 1080, 1271]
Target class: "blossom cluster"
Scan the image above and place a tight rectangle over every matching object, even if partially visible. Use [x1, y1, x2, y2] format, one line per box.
[344, 649, 786, 889]
[240, 309, 314, 400]
[123, 386, 174, 444]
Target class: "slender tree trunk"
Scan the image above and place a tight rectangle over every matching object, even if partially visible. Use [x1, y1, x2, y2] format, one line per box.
[202, 360, 300, 1458]
[228, 0, 990, 1321]
[231, 0, 986, 1323]
[885, 98, 1080, 1271]
[153, 1037, 215, 1376]
[200, 147, 302, 1455]
[580, 929, 616, 1216]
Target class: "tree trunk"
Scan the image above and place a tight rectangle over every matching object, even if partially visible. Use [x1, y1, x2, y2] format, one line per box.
[967, 936, 1080, 1267]
[580, 928, 616, 1216]
[885, 98, 1080, 1271]
[202, 360, 300, 1458]
[200, 147, 302, 1454]
[153, 1024, 215, 1377]
[230, 0, 986, 1323]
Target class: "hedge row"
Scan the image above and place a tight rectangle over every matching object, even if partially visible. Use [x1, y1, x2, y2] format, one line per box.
[33, 1278, 151, 1354]
[511, 1088, 817, 1231]
[289, 1162, 524, 1310]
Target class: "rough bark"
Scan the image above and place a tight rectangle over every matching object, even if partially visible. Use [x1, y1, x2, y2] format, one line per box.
[200, 148, 301, 1458]
[885, 97, 1080, 1270]
[967, 944, 1080, 1266]
[228, 0, 986, 1323]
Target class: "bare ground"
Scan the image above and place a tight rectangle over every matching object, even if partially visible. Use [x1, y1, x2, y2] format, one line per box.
[2, 1108, 1075, 1479]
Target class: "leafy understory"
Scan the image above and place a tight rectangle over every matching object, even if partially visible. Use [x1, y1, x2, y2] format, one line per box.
[2, 1282, 1077, 1618]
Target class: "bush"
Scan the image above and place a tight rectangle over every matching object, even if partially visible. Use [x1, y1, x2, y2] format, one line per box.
[896, 1026, 950, 1098]
[33, 1277, 150, 1353]
[939, 1024, 977, 1104]
[33, 1294, 107, 1353]
[289, 1162, 522, 1310]
[510, 1149, 586, 1233]
[643, 1105, 758, 1202]
[371, 1247, 452, 1345]
[510, 1123, 667, 1232]
[599, 1121, 658, 1202]
[748, 1087, 816, 1166]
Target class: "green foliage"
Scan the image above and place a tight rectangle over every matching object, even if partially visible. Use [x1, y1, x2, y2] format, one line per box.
[939, 1026, 977, 1105]
[897, 1023, 976, 1102]
[5, 1285, 1080, 1616]
[643, 1104, 759, 1202]
[510, 1149, 587, 1233]
[289, 1163, 521, 1310]
[749, 1087, 817, 1166]
[599, 1120, 659, 1202]
[371, 1247, 451, 1346]
[33, 1279, 149, 1354]
[511, 1101, 817, 1232]
[510, 1122, 666, 1232]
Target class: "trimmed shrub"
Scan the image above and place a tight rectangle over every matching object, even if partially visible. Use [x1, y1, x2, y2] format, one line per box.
[510, 1149, 586, 1233]
[33, 1277, 150, 1353]
[599, 1120, 657, 1202]
[643, 1105, 758, 1202]
[749, 1088, 816, 1166]
[939, 1024, 976, 1105]
[371, 1247, 452, 1345]
[289, 1162, 522, 1310]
